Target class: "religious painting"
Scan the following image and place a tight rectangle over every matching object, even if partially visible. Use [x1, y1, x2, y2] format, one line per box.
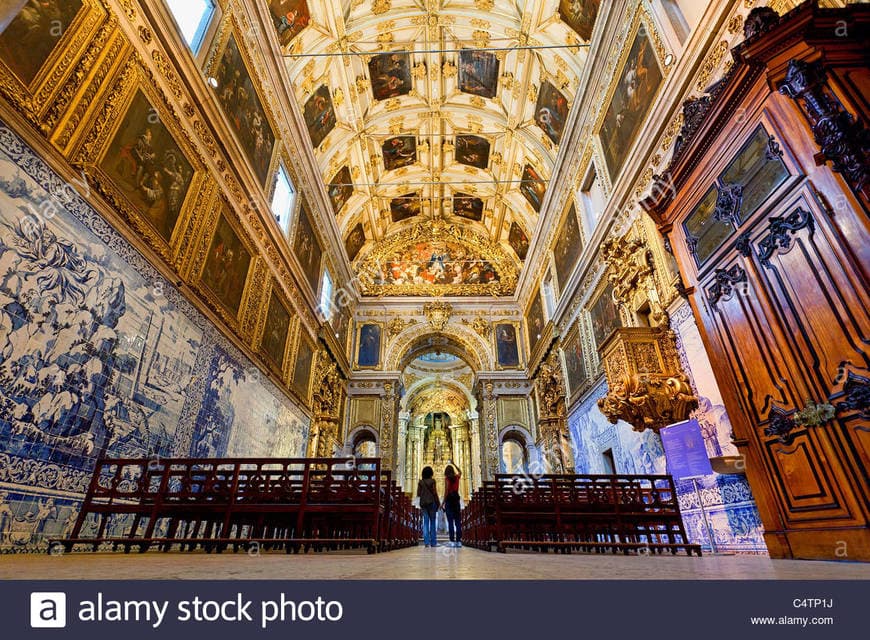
[345, 222, 366, 261]
[356, 323, 382, 368]
[332, 306, 352, 355]
[382, 136, 417, 171]
[374, 241, 500, 287]
[520, 164, 546, 213]
[599, 24, 664, 181]
[455, 135, 490, 169]
[292, 331, 315, 400]
[562, 326, 587, 397]
[201, 212, 253, 317]
[0, 0, 83, 85]
[268, 0, 310, 46]
[327, 166, 353, 215]
[303, 85, 337, 149]
[525, 291, 546, 355]
[292, 201, 323, 293]
[553, 204, 583, 290]
[590, 283, 621, 348]
[390, 193, 421, 222]
[495, 323, 521, 368]
[261, 289, 291, 370]
[453, 193, 483, 221]
[212, 34, 276, 186]
[508, 222, 530, 261]
[535, 80, 570, 145]
[369, 51, 412, 100]
[458, 49, 499, 98]
[559, 0, 601, 41]
[100, 89, 194, 243]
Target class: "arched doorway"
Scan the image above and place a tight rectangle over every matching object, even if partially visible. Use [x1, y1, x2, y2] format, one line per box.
[399, 347, 477, 500]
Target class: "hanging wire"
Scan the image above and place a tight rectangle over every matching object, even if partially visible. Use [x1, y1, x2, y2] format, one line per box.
[284, 43, 590, 59]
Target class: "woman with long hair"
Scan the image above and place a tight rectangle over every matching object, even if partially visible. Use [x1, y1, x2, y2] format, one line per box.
[417, 466, 440, 547]
[443, 464, 462, 547]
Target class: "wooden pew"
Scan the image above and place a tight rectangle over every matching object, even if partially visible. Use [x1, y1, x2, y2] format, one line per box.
[464, 474, 701, 556]
[51, 457, 419, 554]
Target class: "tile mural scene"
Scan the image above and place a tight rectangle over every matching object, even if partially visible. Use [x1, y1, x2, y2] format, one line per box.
[0, 124, 308, 552]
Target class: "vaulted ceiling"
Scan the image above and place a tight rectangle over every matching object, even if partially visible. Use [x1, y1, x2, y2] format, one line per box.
[271, 0, 599, 296]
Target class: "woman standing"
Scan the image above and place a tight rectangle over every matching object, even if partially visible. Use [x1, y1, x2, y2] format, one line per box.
[417, 466, 440, 548]
[443, 464, 462, 547]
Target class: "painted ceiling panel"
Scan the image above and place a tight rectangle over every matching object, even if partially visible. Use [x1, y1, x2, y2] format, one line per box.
[272, 0, 598, 296]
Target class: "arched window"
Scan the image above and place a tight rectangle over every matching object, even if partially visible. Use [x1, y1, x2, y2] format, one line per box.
[352, 431, 378, 469]
[500, 433, 528, 474]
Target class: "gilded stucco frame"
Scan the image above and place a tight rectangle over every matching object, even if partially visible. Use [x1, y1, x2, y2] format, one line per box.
[0, 0, 109, 129]
[290, 321, 317, 405]
[354, 321, 383, 370]
[204, 12, 282, 191]
[493, 320, 524, 371]
[255, 277, 294, 384]
[592, 3, 670, 186]
[73, 56, 211, 266]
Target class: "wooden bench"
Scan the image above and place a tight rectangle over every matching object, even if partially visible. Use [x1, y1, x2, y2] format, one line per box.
[463, 474, 701, 556]
[51, 457, 418, 554]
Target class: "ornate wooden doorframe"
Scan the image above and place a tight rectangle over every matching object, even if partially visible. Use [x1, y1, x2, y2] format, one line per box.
[644, 5, 870, 560]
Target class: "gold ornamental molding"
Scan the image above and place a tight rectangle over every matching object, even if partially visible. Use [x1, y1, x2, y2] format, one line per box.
[597, 327, 698, 433]
[423, 301, 453, 330]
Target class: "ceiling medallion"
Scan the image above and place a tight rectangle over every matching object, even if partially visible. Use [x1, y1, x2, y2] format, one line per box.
[423, 301, 453, 331]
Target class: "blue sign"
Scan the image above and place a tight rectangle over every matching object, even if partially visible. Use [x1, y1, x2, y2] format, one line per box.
[661, 418, 713, 480]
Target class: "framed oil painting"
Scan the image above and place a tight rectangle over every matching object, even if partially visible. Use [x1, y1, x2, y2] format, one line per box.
[327, 166, 353, 215]
[455, 135, 490, 169]
[304, 85, 337, 149]
[0, 0, 85, 86]
[100, 89, 194, 243]
[525, 290, 546, 356]
[508, 222, 530, 261]
[559, 0, 601, 41]
[495, 323, 521, 368]
[374, 241, 499, 287]
[390, 194, 421, 222]
[520, 165, 546, 213]
[590, 282, 621, 348]
[553, 204, 583, 291]
[562, 325, 587, 398]
[292, 201, 323, 294]
[383, 136, 417, 171]
[345, 222, 366, 261]
[356, 323, 382, 368]
[535, 80, 569, 145]
[268, 0, 310, 46]
[261, 288, 292, 371]
[598, 22, 664, 181]
[369, 51, 412, 100]
[332, 306, 352, 355]
[212, 33, 276, 187]
[453, 193, 483, 221]
[201, 211, 253, 317]
[458, 50, 499, 99]
[292, 330, 315, 401]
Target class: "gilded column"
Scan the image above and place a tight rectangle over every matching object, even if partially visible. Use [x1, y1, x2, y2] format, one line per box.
[535, 352, 575, 474]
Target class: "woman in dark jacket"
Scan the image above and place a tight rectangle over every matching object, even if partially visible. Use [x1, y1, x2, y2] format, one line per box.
[443, 464, 462, 547]
[417, 466, 440, 547]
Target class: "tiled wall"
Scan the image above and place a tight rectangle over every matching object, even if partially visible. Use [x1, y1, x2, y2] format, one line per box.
[0, 122, 309, 553]
[567, 303, 767, 553]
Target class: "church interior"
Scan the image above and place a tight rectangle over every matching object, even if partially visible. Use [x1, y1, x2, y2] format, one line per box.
[0, 0, 868, 581]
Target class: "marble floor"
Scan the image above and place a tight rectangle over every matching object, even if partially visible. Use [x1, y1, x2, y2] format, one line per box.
[2, 545, 870, 580]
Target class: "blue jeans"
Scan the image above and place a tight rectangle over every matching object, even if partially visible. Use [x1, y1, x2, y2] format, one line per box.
[421, 504, 437, 546]
[445, 501, 461, 543]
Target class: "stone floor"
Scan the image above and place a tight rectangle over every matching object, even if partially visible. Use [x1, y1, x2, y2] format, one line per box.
[2, 545, 870, 580]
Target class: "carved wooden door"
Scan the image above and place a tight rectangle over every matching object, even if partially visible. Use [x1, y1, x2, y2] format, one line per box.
[675, 108, 870, 558]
